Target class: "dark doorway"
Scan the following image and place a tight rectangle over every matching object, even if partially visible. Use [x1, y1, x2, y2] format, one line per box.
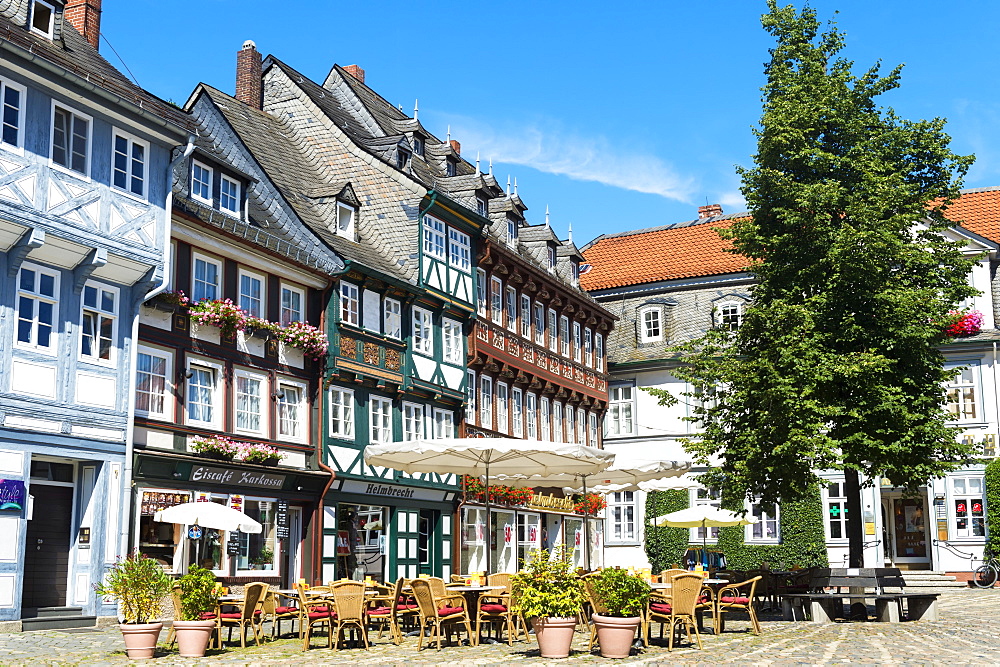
[22, 484, 73, 611]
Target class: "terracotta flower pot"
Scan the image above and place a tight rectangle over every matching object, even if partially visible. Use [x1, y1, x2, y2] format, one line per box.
[120, 622, 162, 659]
[532, 616, 577, 658]
[173, 619, 217, 657]
[592, 613, 641, 658]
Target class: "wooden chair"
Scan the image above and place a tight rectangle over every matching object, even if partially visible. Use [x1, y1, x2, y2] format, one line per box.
[330, 580, 368, 649]
[645, 573, 704, 651]
[428, 576, 466, 608]
[711, 575, 762, 635]
[218, 582, 267, 648]
[475, 572, 526, 645]
[410, 578, 474, 650]
[263, 589, 299, 639]
[583, 576, 610, 652]
[298, 584, 335, 651]
[659, 568, 688, 584]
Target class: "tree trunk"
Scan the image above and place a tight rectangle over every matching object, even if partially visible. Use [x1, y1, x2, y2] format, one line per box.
[844, 468, 865, 568]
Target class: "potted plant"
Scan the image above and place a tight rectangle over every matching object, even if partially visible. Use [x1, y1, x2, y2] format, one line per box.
[172, 566, 218, 657]
[511, 548, 585, 658]
[591, 568, 651, 658]
[251, 547, 274, 570]
[94, 552, 173, 659]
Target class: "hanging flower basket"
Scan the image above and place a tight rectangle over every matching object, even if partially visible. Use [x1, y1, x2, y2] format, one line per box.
[574, 492, 607, 516]
[944, 309, 983, 338]
[462, 475, 534, 506]
[191, 435, 238, 461]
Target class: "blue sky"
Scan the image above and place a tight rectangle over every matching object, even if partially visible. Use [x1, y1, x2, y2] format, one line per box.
[102, 1, 1000, 247]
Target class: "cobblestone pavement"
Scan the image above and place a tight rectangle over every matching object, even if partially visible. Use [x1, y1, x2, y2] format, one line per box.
[0, 589, 996, 666]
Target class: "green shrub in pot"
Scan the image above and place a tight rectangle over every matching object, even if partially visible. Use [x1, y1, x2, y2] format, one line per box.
[592, 567, 650, 617]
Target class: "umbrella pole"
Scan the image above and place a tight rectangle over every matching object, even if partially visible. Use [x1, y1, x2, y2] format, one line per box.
[582, 476, 590, 572]
[702, 519, 708, 570]
[484, 461, 491, 575]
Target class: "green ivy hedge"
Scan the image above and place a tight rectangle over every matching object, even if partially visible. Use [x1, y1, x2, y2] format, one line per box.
[985, 458, 1000, 558]
[644, 484, 829, 570]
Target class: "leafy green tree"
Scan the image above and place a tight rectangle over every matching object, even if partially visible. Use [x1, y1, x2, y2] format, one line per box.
[659, 2, 978, 567]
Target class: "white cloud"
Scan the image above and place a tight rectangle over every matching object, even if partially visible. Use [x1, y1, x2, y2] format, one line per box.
[718, 190, 747, 212]
[445, 116, 695, 202]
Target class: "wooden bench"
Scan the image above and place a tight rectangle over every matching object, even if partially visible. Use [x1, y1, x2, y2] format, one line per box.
[779, 568, 939, 623]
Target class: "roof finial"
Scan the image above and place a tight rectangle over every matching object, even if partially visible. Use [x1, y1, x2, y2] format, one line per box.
[488, 157, 493, 176]
[413, 99, 419, 120]
[506, 175, 511, 196]
[545, 205, 551, 227]
[446, 125, 451, 144]
[476, 151, 480, 173]
[513, 177, 518, 196]
[568, 221, 573, 243]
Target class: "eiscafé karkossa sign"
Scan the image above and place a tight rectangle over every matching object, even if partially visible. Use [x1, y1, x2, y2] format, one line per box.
[527, 493, 575, 513]
[190, 465, 285, 490]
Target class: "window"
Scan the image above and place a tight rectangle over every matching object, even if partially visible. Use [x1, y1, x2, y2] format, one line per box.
[952, 476, 986, 538]
[30, 1, 54, 39]
[445, 160, 456, 177]
[276, 381, 305, 440]
[370, 396, 392, 444]
[525, 393, 537, 440]
[506, 218, 518, 246]
[423, 215, 446, 259]
[749, 502, 779, 541]
[220, 175, 241, 215]
[565, 405, 575, 443]
[238, 270, 264, 318]
[443, 317, 463, 364]
[718, 301, 743, 331]
[571, 262, 580, 286]
[413, 135, 424, 156]
[511, 388, 523, 438]
[280, 285, 304, 325]
[573, 322, 582, 362]
[496, 382, 509, 434]
[0, 78, 25, 150]
[466, 371, 477, 424]
[547, 245, 556, 270]
[234, 370, 266, 435]
[480, 377, 493, 429]
[186, 362, 218, 425]
[329, 387, 355, 438]
[383, 298, 401, 339]
[80, 282, 116, 362]
[475, 269, 487, 316]
[552, 402, 563, 443]
[191, 254, 220, 303]
[135, 347, 171, 419]
[946, 365, 979, 421]
[606, 385, 635, 436]
[505, 287, 517, 332]
[596, 334, 604, 372]
[588, 412, 598, 445]
[584, 328, 593, 366]
[362, 289, 381, 332]
[448, 228, 471, 271]
[639, 307, 662, 343]
[15, 264, 58, 352]
[825, 480, 848, 540]
[403, 403, 424, 442]
[520, 295, 531, 338]
[51, 104, 90, 175]
[412, 307, 433, 355]
[235, 498, 278, 574]
[340, 282, 359, 326]
[533, 303, 545, 345]
[396, 149, 410, 170]
[433, 408, 453, 439]
[191, 160, 213, 203]
[608, 492, 636, 542]
[336, 202, 355, 239]
[548, 309, 557, 351]
[559, 316, 570, 357]
[476, 197, 487, 216]
[490, 277, 503, 325]
[693, 488, 721, 542]
[107, 130, 148, 198]
[540, 397, 551, 442]
[576, 408, 586, 445]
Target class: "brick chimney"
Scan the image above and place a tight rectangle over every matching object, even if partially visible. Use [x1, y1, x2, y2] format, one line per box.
[698, 203, 723, 219]
[342, 64, 365, 84]
[64, 0, 102, 50]
[449, 140, 461, 155]
[235, 40, 262, 109]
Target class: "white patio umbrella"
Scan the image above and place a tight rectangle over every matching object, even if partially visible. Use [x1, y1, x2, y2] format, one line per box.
[364, 438, 615, 572]
[649, 505, 756, 567]
[154, 501, 262, 570]
[637, 473, 703, 492]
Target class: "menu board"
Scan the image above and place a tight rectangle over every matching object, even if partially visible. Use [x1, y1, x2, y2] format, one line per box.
[276, 499, 289, 539]
[141, 491, 190, 516]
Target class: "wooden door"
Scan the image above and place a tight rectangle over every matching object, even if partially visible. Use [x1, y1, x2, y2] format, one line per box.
[23, 485, 73, 610]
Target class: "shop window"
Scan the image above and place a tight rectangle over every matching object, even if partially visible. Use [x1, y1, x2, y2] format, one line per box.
[517, 513, 541, 568]
[188, 496, 228, 572]
[138, 490, 191, 572]
[460, 506, 487, 574]
[825, 480, 848, 540]
[337, 504, 387, 581]
[608, 492, 636, 542]
[236, 499, 278, 573]
[952, 476, 986, 538]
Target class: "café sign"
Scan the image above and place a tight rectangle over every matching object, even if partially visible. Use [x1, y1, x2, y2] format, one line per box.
[527, 493, 575, 514]
[190, 465, 285, 490]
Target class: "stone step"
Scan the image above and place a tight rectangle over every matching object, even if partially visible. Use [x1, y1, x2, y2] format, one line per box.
[901, 574, 957, 582]
[21, 606, 84, 619]
[898, 580, 968, 588]
[21, 615, 96, 631]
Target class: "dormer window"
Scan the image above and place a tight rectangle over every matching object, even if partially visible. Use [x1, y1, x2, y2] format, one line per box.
[396, 149, 411, 170]
[412, 135, 424, 156]
[191, 160, 213, 203]
[336, 201, 356, 239]
[220, 174, 241, 216]
[31, 1, 55, 39]
[571, 261, 580, 286]
[716, 301, 743, 331]
[476, 197, 487, 217]
[639, 306, 663, 343]
[547, 245, 557, 271]
[506, 217, 518, 246]
[445, 159, 456, 177]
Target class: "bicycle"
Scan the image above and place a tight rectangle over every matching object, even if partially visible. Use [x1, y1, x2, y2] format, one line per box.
[974, 554, 1000, 588]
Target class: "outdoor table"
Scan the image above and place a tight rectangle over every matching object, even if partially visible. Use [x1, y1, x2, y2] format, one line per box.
[449, 586, 507, 644]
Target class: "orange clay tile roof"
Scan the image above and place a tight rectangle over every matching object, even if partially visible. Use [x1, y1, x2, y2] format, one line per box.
[582, 187, 1000, 292]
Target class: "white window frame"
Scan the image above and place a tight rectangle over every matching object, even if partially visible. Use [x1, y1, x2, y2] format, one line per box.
[275, 378, 307, 443]
[588, 412, 598, 445]
[824, 479, 848, 542]
[607, 492, 637, 543]
[220, 174, 242, 216]
[747, 501, 780, 542]
[951, 475, 986, 539]
[533, 303, 545, 345]
[584, 328, 593, 367]
[573, 322, 582, 362]
[186, 357, 222, 428]
[717, 301, 743, 331]
[370, 396, 393, 444]
[480, 376, 493, 430]
[496, 382, 509, 435]
[0, 77, 26, 153]
[329, 387, 355, 439]
[566, 405, 575, 444]
[606, 384, 635, 437]
[412, 306, 433, 356]
[30, 1, 55, 39]
[520, 295, 531, 339]
[340, 282, 360, 327]
[547, 309, 558, 352]
[383, 297, 402, 339]
[442, 317, 463, 365]
[490, 277, 503, 325]
[945, 363, 980, 422]
[234, 368, 268, 436]
[402, 402, 425, 442]
[540, 397, 551, 442]
[79, 280, 118, 364]
[525, 393, 537, 440]
[336, 202, 356, 239]
[135, 345, 173, 420]
[280, 284, 305, 326]
[559, 315, 570, 357]
[423, 215, 446, 260]
[576, 408, 586, 445]
[506, 217, 518, 246]
[238, 268, 265, 319]
[433, 408, 454, 439]
[511, 387, 524, 438]
[465, 370, 477, 425]
[476, 269, 487, 316]
[50, 102, 91, 178]
[596, 333, 604, 372]
[15, 262, 59, 354]
[111, 129, 149, 199]
[639, 306, 663, 343]
[552, 402, 563, 443]
[191, 253, 221, 303]
[448, 227, 471, 271]
[190, 159, 213, 204]
[505, 287, 517, 332]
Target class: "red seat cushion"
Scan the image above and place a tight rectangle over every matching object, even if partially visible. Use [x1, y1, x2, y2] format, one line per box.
[309, 606, 330, 613]
[368, 606, 392, 615]
[198, 612, 217, 620]
[720, 596, 751, 605]
[307, 610, 337, 620]
[697, 594, 711, 604]
[219, 610, 263, 619]
[479, 604, 508, 613]
[275, 606, 298, 614]
[396, 603, 418, 610]
[650, 603, 672, 614]
[437, 606, 465, 616]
